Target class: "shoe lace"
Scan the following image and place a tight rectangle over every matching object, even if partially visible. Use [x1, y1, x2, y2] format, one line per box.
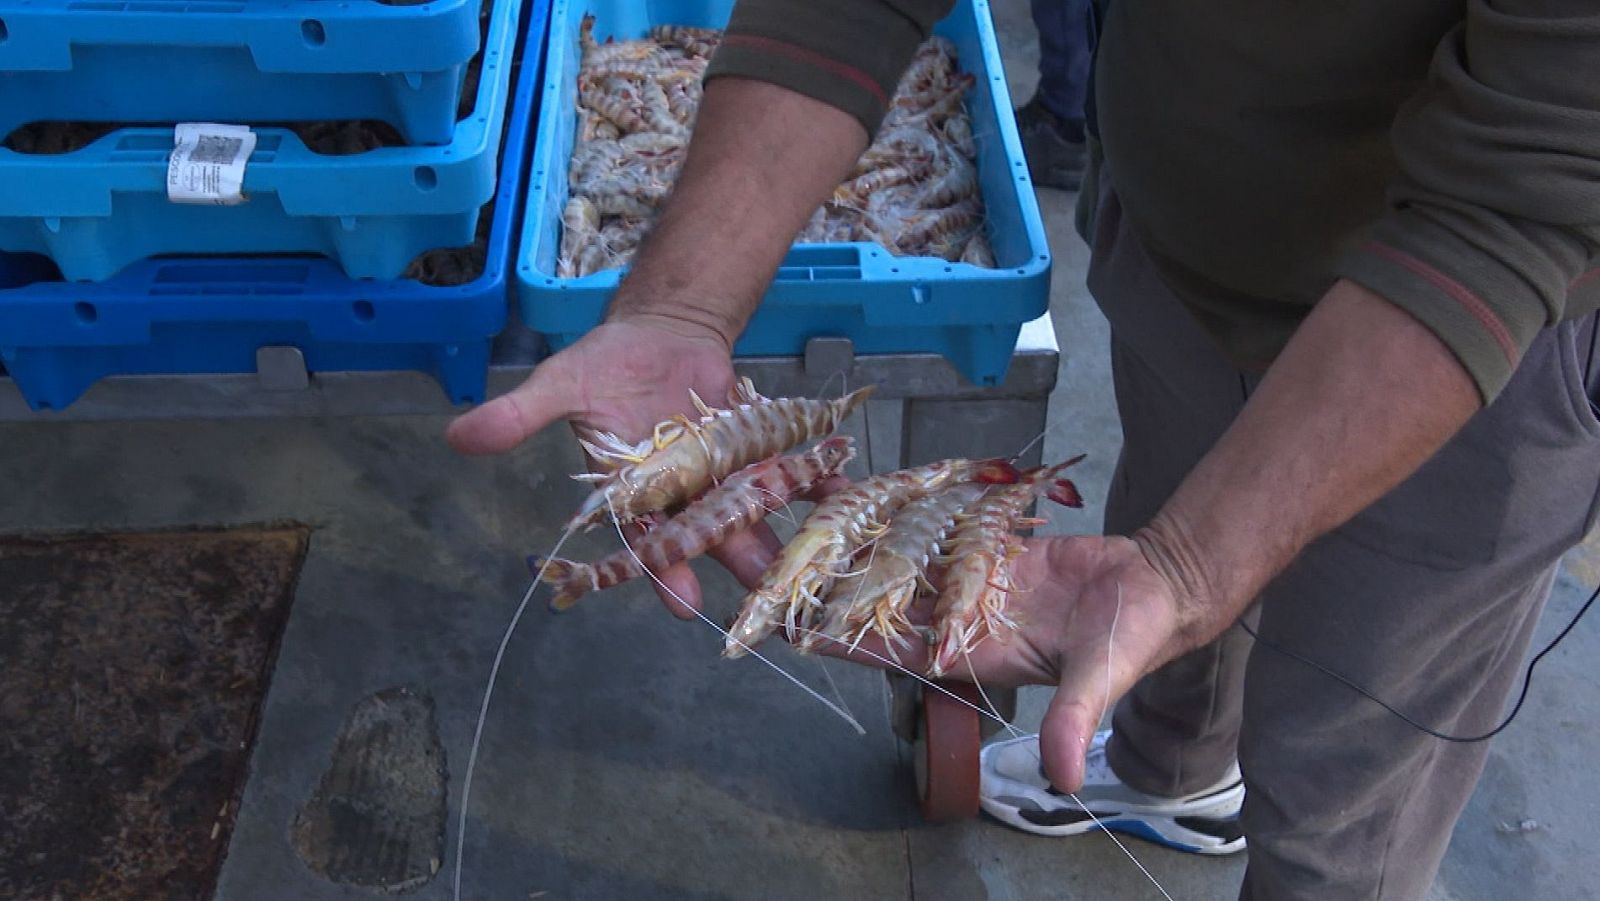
[1081, 745, 1117, 786]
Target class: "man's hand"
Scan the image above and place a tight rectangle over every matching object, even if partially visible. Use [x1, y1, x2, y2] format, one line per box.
[446, 315, 783, 615]
[817, 534, 1191, 794]
[821, 279, 1483, 794]
[447, 315, 734, 456]
[443, 78, 869, 615]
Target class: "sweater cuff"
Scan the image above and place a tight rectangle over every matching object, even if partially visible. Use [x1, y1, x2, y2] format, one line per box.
[705, 0, 942, 137]
[1337, 211, 1545, 403]
[706, 39, 891, 137]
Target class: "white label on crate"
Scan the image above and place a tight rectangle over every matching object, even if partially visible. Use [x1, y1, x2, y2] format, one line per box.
[166, 123, 256, 205]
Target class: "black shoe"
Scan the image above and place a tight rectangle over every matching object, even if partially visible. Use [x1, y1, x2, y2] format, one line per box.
[1014, 95, 1087, 191]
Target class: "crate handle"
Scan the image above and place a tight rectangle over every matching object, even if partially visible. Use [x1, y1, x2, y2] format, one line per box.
[773, 244, 864, 283]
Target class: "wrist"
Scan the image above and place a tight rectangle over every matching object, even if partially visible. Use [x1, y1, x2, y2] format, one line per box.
[603, 301, 738, 355]
[1130, 511, 1222, 659]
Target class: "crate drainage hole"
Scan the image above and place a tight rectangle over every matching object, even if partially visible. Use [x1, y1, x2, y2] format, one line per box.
[352, 301, 376, 322]
[73, 302, 97, 324]
[413, 166, 438, 190]
[301, 19, 327, 46]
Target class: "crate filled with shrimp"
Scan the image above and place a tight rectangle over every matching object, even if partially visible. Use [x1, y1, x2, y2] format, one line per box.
[0, 0, 549, 413]
[0, 0, 525, 283]
[518, 0, 1051, 388]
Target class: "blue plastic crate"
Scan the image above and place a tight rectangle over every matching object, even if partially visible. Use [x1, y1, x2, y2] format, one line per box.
[516, 0, 1051, 387]
[0, 0, 523, 283]
[0, 0, 550, 414]
[0, 0, 482, 145]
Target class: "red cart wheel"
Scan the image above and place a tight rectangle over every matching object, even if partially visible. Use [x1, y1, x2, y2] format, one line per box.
[915, 680, 983, 822]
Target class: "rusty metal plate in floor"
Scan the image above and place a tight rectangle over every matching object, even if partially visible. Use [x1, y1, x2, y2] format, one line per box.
[0, 526, 309, 901]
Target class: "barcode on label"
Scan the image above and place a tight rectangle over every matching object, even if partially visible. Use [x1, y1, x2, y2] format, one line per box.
[168, 123, 255, 205]
[191, 134, 244, 165]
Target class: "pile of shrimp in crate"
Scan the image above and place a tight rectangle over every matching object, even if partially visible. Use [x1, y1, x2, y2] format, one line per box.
[557, 18, 996, 277]
[532, 380, 1084, 675]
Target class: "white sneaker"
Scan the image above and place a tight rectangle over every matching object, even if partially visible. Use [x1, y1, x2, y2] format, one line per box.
[980, 730, 1247, 855]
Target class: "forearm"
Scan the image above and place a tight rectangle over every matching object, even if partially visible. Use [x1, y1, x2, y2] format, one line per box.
[605, 78, 868, 346]
[1138, 280, 1481, 652]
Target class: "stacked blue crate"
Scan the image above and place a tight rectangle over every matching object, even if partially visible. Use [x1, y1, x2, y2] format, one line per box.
[0, 0, 549, 412]
[517, 0, 1051, 388]
[0, 0, 486, 145]
[0, 0, 525, 281]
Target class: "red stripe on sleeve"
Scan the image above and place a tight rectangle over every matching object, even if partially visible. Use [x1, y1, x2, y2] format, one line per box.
[720, 33, 890, 107]
[1363, 242, 1519, 365]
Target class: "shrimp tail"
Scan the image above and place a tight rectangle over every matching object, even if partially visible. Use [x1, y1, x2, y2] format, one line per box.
[528, 554, 598, 612]
[1047, 478, 1083, 508]
[836, 385, 876, 419]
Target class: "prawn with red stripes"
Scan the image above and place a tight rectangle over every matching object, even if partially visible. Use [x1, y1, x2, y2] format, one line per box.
[533, 438, 856, 610]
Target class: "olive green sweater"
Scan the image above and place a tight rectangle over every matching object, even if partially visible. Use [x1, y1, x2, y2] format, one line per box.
[706, 0, 1600, 401]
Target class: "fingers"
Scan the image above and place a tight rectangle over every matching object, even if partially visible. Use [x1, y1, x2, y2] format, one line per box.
[1038, 690, 1104, 794]
[643, 520, 779, 620]
[446, 362, 576, 455]
[706, 522, 782, 590]
[809, 629, 934, 673]
[603, 518, 702, 620]
[650, 561, 704, 620]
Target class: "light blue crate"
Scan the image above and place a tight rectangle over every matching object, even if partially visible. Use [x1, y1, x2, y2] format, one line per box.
[516, 0, 1051, 387]
[0, 0, 552, 413]
[0, 0, 524, 282]
[0, 0, 482, 145]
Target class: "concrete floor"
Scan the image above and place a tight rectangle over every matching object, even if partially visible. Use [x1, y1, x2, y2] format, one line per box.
[5, 2, 1599, 898]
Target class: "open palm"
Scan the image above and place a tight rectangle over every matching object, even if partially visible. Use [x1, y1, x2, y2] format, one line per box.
[446, 317, 784, 613]
[818, 534, 1186, 792]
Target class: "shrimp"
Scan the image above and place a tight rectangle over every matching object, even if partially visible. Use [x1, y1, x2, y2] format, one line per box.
[649, 24, 721, 58]
[665, 80, 700, 126]
[568, 378, 873, 531]
[533, 438, 856, 610]
[557, 196, 600, 277]
[897, 196, 983, 256]
[927, 456, 1085, 677]
[619, 131, 687, 157]
[568, 139, 626, 192]
[590, 180, 666, 219]
[917, 153, 978, 209]
[832, 165, 917, 209]
[596, 217, 649, 258]
[579, 14, 667, 70]
[959, 232, 996, 268]
[583, 77, 656, 136]
[564, 30, 991, 276]
[580, 59, 667, 83]
[725, 457, 1021, 657]
[899, 37, 958, 95]
[942, 113, 978, 160]
[806, 481, 990, 654]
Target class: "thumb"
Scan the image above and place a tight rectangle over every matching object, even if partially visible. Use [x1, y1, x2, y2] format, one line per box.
[446, 362, 576, 455]
[1037, 673, 1109, 793]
